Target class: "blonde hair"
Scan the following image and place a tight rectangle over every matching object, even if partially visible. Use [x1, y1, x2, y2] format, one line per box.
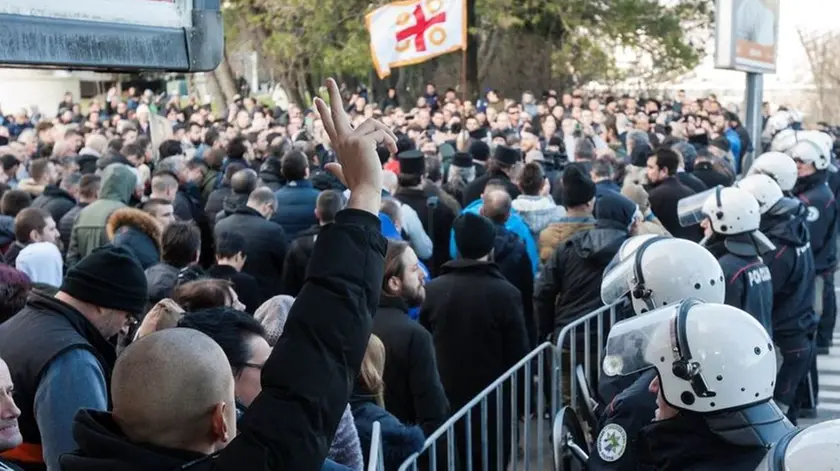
[360, 334, 387, 407]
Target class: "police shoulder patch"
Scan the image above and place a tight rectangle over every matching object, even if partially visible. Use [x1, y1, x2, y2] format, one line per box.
[597, 423, 628, 462]
[807, 206, 820, 222]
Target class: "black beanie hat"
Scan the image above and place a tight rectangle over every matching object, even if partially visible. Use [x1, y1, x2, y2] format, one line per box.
[61, 245, 148, 316]
[453, 213, 496, 260]
[562, 165, 596, 208]
[468, 140, 490, 162]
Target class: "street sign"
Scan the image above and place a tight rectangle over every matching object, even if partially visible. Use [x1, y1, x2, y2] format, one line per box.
[0, 0, 223, 72]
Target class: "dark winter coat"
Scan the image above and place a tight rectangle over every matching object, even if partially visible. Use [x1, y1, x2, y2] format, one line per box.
[691, 161, 734, 189]
[350, 396, 424, 471]
[144, 263, 180, 305]
[60, 209, 387, 471]
[106, 208, 162, 270]
[492, 225, 536, 347]
[760, 201, 818, 338]
[647, 176, 701, 242]
[58, 204, 87, 257]
[794, 171, 838, 273]
[214, 206, 288, 300]
[281, 225, 320, 297]
[204, 186, 232, 224]
[394, 186, 458, 276]
[273, 180, 320, 239]
[206, 264, 264, 314]
[372, 295, 449, 436]
[30, 186, 76, 224]
[676, 171, 708, 193]
[419, 259, 530, 471]
[0, 214, 14, 253]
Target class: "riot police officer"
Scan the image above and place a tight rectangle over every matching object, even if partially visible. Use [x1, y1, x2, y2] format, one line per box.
[748, 151, 798, 195]
[602, 300, 793, 471]
[678, 186, 775, 334]
[587, 237, 726, 470]
[737, 174, 817, 424]
[755, 419, 840, 469]
[789, 137, 839, 355]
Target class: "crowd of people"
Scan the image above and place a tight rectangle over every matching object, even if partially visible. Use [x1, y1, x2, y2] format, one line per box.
[0, 75, 835, 471]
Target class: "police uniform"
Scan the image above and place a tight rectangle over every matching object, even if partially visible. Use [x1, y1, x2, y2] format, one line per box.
[589, 369, 657, 470]
[794, 171, 839, 351]
[705, 233, 775, 335]
[759, 200, 818, 423]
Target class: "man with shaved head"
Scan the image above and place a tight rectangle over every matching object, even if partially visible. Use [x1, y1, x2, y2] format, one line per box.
[61, 77, 391, 470]
[0, 357, 23, 470]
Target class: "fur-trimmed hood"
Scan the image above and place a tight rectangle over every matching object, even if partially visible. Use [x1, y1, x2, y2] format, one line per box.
[106, 207, 162, 251]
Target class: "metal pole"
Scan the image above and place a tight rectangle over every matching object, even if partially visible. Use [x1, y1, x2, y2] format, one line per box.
[742, 72, 764, 175]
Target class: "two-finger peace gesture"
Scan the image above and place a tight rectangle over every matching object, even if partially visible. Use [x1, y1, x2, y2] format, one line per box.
[314, 78, 397, 215]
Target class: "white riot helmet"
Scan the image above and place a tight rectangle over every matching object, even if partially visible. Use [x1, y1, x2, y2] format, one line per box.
[787, 135, 832, 171]
[755, 420, 840, 470]
[762, 111, 798, 143]
[736, 174, 784, 215]
[603, 299, 777, 413]
[679, 186, 760, 235]
[602, 236, 725, 315]
[747, 152, 798, 192]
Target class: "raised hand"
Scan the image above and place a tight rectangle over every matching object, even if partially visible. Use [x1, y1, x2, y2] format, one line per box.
[314, 78, 397, 215]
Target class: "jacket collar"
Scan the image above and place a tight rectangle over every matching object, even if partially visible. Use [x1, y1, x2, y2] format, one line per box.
[26, 290, 116, 376]
[440, 259, 505, 278]
[377, 294, 410, 313]
[234, 206, 265, 219]
[284, 179, 313, 188]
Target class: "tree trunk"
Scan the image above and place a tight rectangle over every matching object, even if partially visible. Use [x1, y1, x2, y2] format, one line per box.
[477, 27, 503, 84]
[464, 0, 478, 100]
[214, 50, 239, 104]
[203, 72, 226, 113]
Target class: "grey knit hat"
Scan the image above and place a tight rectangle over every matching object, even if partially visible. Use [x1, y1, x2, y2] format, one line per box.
[254, 295, 295, 346]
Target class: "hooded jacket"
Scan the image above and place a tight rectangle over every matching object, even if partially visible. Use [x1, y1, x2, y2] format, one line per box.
[510, 195, 567, 242]
[66, 165, 136, 267]
[144, 263, 181, 306]
[538, 216, 596, 264]
[215, 193, 248, 225]
[535, 220, 629, 342]
[106, 208, 162, 270]
[760, 200, 818, 337]
[449, 199, 539, 273]
[31, 185, 77, 224]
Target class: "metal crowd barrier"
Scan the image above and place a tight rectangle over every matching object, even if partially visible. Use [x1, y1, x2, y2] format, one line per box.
[367, 421, 384, 471]
[397, 342, 558, 471]
[554, 302, 621, 412]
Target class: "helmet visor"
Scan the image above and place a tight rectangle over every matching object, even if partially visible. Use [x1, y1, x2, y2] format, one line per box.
[601, 255, 635, 306]
[677, 186, 720, 227]
[602, 305, 677, 377]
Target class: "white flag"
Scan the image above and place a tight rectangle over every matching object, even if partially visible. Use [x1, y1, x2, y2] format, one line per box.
[366, 0, 466, 79]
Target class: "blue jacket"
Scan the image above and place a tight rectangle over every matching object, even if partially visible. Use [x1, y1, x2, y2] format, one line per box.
[350, 398, 425, 471]
[725, 128, 742, 172]
[760, 202, 818, 338]
[795, 171, 838, 273]
[450, 199, 539, 273]
[595, 180, 622, 197]
[274, 180, 320, 239]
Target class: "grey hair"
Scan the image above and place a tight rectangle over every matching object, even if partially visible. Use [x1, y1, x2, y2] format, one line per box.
[449, 164, 476, 184]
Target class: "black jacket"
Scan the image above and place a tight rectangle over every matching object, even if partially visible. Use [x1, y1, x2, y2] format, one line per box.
[394, 186, 458, 276]
[206, 264, 264, 314]
[60, 209, 387, 471]
[760, 202, 818, 338]
[691, 162, 734, 189]
[492, 225, 536, 348]
[647, 176, 701, 242]
[419, 259, 529, 471]
[794, 171, 838, 273]
[461, 169, 520, 207]
[534, 221, 628, 341]
[706, 234, 774, 336]
[106, 208, 162, 270]
[58, 204, 87, 257]
[372, 295, 448, 436]
[589, 369, 657, 471]
[636, 409, 778, 471]
[281, 225, 320, 297]
[677, 171, 708, 193]
[30, 186, 76, 224]
[204, 186, 232, 224]
[215, 206, 288, 300]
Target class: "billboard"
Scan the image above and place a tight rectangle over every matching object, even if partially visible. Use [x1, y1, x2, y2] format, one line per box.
[714, 0, 779, 73]
[0, 0, 223, 72]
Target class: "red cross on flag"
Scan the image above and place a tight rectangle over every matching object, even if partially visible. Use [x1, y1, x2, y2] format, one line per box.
[366, 0, 467, 79]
